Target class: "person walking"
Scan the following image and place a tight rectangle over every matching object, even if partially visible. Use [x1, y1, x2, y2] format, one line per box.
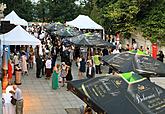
[13, 85, 23, 114]
[52, 64, 60, 90]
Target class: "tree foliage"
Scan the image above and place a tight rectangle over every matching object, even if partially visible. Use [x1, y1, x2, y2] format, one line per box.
[35, 0, 81, 22]
[1, 0, 165, 43]
[93, 0, 165, 42]
[138, 0, 165, 42]
[1, 0, 34, 21]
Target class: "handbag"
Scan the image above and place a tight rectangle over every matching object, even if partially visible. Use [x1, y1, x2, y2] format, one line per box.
[11, 97, 17, 105]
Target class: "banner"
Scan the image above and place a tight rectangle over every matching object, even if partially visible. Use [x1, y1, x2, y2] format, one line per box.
[2, 45, 9, 70]
[152, 43, 158, 59]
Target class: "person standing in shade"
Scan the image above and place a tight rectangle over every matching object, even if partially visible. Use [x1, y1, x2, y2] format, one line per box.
[36, 54, 42, 78]
[13, 85, 23, 114]
[102, 48, 109, 56]
[41, 54, 46, 76]
[65, 61, 73, 81]
[52, 64, 60, 90]
[86, 61, 95, 78]
[157, 51, 164, 62]
[65, 61, 73, 91]
[79, 57, 86, 79]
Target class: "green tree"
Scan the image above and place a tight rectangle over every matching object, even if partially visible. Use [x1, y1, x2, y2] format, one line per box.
[35, 0, 81, 22]
[35, 0, 48, 22]
[1, 0, 34, 21]
[100, 0, 140, 34]
[138, 0, 165, 43]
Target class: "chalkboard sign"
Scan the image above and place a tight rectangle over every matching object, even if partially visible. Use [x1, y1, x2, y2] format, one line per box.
[134, 55, 165, 75]
[127, 79, 165, 114]
[83, 76, 127, 100]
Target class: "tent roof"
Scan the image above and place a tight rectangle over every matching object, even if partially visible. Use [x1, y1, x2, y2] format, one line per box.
[102, 51, 165, 76]
[3, 11, 28, 26]
[0, 26, 41, 45]
[66, 15, 103, 30]
[67, 33, 114, 47]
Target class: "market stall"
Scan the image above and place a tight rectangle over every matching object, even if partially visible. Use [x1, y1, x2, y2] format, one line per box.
[0, 25, 41, 45]
[2, 10, 28, 26]
[0, 25, 41, 114]
[66, 15, 105, 39]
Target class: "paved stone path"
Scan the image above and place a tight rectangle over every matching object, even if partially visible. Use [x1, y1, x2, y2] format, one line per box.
[20, 57, 84, 114]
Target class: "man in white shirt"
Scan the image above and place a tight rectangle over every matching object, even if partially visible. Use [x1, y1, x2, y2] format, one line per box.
[13, 85, 23, 114]
[45, 57, 52, 79]
[86, 61, 95, 78]
[112, 48, 120, 54]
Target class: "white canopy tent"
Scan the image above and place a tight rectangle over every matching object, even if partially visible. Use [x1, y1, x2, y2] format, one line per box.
[66, 15, 105, 39]
[2, 11, 28, 26]
[66, 15, 104, 30]
[0, 25, 41, 45]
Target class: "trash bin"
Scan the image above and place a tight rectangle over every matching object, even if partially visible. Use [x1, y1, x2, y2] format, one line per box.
[15, 69, 22, 85]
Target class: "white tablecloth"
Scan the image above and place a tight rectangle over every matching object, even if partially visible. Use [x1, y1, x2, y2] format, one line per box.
[2, 86, 16, 114]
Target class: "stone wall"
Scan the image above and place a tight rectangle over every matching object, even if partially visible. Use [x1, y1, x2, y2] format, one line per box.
[122, 31, 165, 62]
[123, 31, 165, 54]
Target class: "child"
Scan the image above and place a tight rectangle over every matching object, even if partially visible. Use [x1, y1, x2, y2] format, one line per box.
[60, 62, 68, 87]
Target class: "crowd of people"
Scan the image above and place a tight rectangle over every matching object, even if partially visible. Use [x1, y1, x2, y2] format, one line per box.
[4, 24, 165, 114]
[7, 24, 165, 88]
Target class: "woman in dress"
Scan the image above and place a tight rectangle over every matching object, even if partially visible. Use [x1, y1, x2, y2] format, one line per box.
[60, 62, 68, 87]
[8, 59, 13, 85]
[21, 52, 28, 75]
[66, 61, 73, 81]
[52, 64, 60, 90]
[79, 57, 86, 79]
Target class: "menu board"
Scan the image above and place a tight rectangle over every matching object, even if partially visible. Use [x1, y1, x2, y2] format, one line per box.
[82, 76, 128, 102]
[135, 55, 165, 74]
[127, 79, 165, 114]
[110, 53, 133, 65]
